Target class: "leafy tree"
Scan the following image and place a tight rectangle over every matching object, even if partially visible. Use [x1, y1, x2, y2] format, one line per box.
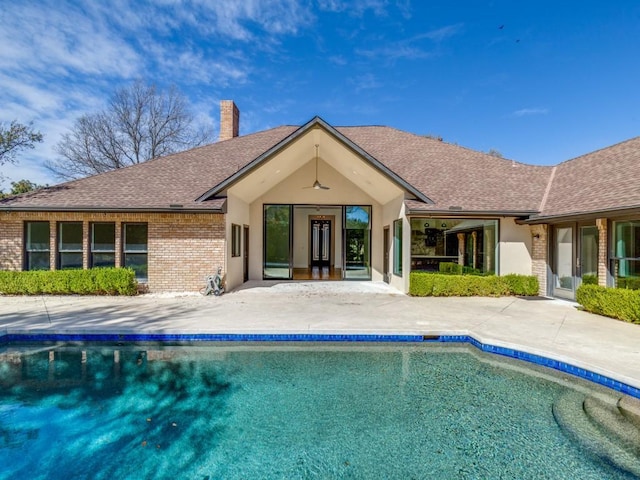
[0, 179, 46, 199]
[0, 121, 43, 166]
[486, 148, 503, 158]
[48, 81, 214, 180]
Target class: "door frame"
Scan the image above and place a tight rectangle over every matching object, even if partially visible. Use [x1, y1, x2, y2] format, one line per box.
[243, 225, 249, 282]
[383, 226, 390, 283]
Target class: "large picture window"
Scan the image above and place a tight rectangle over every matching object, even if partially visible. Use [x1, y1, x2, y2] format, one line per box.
[123, 223, 148, 281]
[91, 223, 116, 268]
[393, 219, 402, 276]
[612, 220, 640, 290]
[409, 218, 498, 275]
[58, 222, 83, 269]
[24, 222, 50, 271]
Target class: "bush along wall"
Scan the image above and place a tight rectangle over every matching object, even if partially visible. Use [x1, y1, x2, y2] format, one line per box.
[409, 272, 539, 297]
[576, 284, 640, 324]
[0, 268, 138, 295]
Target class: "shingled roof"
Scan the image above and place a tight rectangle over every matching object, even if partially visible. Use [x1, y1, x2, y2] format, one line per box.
[4, 119, 635, 219]
[535, 136, 640, 219]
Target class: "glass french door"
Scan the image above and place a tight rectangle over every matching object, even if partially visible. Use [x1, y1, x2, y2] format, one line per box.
[553, 224, 599, 298]
[310, 219, 331, 268]
[553, 226, 574, 299]
[579, 226, 599, 286]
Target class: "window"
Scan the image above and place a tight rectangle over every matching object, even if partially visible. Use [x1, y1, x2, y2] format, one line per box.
[24, 222, 50, 270]
[344, 206, 371, 280]
[263, 205, 291, 279]
[409, 218, 498, 274]
[231, 224, 241, 257]
[123, 223, 148, 281]
[612, 220, 640, 290]
[91, 223, 116, 268]
[393, 219, 402, 276]
[58, 222, 83, 269]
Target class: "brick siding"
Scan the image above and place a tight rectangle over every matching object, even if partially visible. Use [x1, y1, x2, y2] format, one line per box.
[531, 224, 548, 296]
[0, 211, 225, 292]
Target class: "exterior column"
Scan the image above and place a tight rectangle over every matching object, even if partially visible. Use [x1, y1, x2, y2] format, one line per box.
[457, 233, 465, 266]
[471, 231, 478, 269]
[596, 218, 608, 287]
[531, 224, 548, 296]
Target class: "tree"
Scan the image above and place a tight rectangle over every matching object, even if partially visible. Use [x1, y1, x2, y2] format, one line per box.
[486, 148, 503, 158]
[48, 81, 214, 180]
[0, 179, 46, 199]
[0, 121, 43, 166]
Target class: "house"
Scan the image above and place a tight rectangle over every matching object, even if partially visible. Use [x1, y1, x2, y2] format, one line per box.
[1, 101, 639, 298]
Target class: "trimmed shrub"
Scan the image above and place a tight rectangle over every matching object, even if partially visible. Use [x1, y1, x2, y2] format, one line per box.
[501, 274, 539, 296]
[0, 268, 138, 295]
[438, 262, 483, 276]
[617, 277, 640, 290]
[581, 274, 598, 286]
[576, 284, 640, 323]
[409, 272, 538, 297]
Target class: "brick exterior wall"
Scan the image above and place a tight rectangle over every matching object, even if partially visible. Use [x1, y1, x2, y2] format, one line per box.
[531, 224, 548, 296]
[0, 211, 225, 292]
[219, 100, 239, 141]
[596, 218, 608, 287]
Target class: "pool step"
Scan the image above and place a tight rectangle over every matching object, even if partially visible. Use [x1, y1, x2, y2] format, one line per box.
[552, 391, 640, 478]
[619, 395, 640, 430]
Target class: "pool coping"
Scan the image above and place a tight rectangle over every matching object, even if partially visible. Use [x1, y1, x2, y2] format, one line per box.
[2, 330, 639, 400]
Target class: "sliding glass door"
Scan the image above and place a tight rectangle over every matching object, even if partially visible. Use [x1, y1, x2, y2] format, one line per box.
[553, 226, 574, 299]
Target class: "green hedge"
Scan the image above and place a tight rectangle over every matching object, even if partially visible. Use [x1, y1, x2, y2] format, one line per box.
[617, 276, 640, 290]
[576, 284, 640, 323]
[0, 268, 138, 295]
[409, 272, 539, 297]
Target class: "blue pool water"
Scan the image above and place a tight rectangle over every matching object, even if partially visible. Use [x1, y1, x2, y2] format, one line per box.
[0, 343, 637, 479]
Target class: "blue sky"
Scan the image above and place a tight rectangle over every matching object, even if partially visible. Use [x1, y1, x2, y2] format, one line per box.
[2, 0, 640, 187]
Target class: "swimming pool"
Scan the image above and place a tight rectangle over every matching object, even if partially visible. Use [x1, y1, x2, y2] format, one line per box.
[0, 343, 638, 479]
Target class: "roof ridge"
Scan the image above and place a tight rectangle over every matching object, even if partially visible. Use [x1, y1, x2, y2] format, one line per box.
[538, 166, 557, 213]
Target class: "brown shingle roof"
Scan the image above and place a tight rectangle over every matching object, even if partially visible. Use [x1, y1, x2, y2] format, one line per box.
[537, 136, 640, 218]
[336, 126, 552, 213]
[7, 119, 636, 218]
[1, 126, 297, 211]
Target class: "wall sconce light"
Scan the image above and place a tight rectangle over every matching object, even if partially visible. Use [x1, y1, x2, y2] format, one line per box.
[533, 233, 540, 239]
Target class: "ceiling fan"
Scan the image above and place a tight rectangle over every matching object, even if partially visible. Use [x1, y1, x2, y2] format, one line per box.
[304, 144, 330, 190]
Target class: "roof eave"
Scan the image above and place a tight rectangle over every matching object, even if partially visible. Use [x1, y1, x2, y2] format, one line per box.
[0, 206, 225, 214]
[522, 204, 640, 224]
[407, 208, 539, 218]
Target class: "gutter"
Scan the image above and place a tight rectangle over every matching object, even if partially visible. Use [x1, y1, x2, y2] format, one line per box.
[1, 206, 225, 214]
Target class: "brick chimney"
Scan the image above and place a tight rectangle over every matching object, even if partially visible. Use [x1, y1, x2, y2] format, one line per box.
[219, 100, 239, 141]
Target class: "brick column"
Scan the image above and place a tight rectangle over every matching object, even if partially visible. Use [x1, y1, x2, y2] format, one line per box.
[83, 221, 90, 269]
[596, 218, 608, 287]
[114, 221, 122, 268]
[49, 220, 56, 270]
[531, 224, 548, 296]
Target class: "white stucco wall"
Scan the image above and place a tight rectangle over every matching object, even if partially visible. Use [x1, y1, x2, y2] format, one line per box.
[225, 193, 250, 291]
[381, 195, 406, 292]
[499, 217, 533, 275]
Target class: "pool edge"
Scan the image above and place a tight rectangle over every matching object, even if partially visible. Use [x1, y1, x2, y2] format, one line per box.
[1, 331, 639, 400]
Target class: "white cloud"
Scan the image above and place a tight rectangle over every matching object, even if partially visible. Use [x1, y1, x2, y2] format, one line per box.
[512, 107, 550, 117]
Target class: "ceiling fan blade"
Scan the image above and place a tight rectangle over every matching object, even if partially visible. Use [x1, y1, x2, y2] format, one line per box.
[319, 185, 330, 190]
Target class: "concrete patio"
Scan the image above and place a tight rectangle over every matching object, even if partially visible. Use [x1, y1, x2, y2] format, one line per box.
[1, 280, 640, 391]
